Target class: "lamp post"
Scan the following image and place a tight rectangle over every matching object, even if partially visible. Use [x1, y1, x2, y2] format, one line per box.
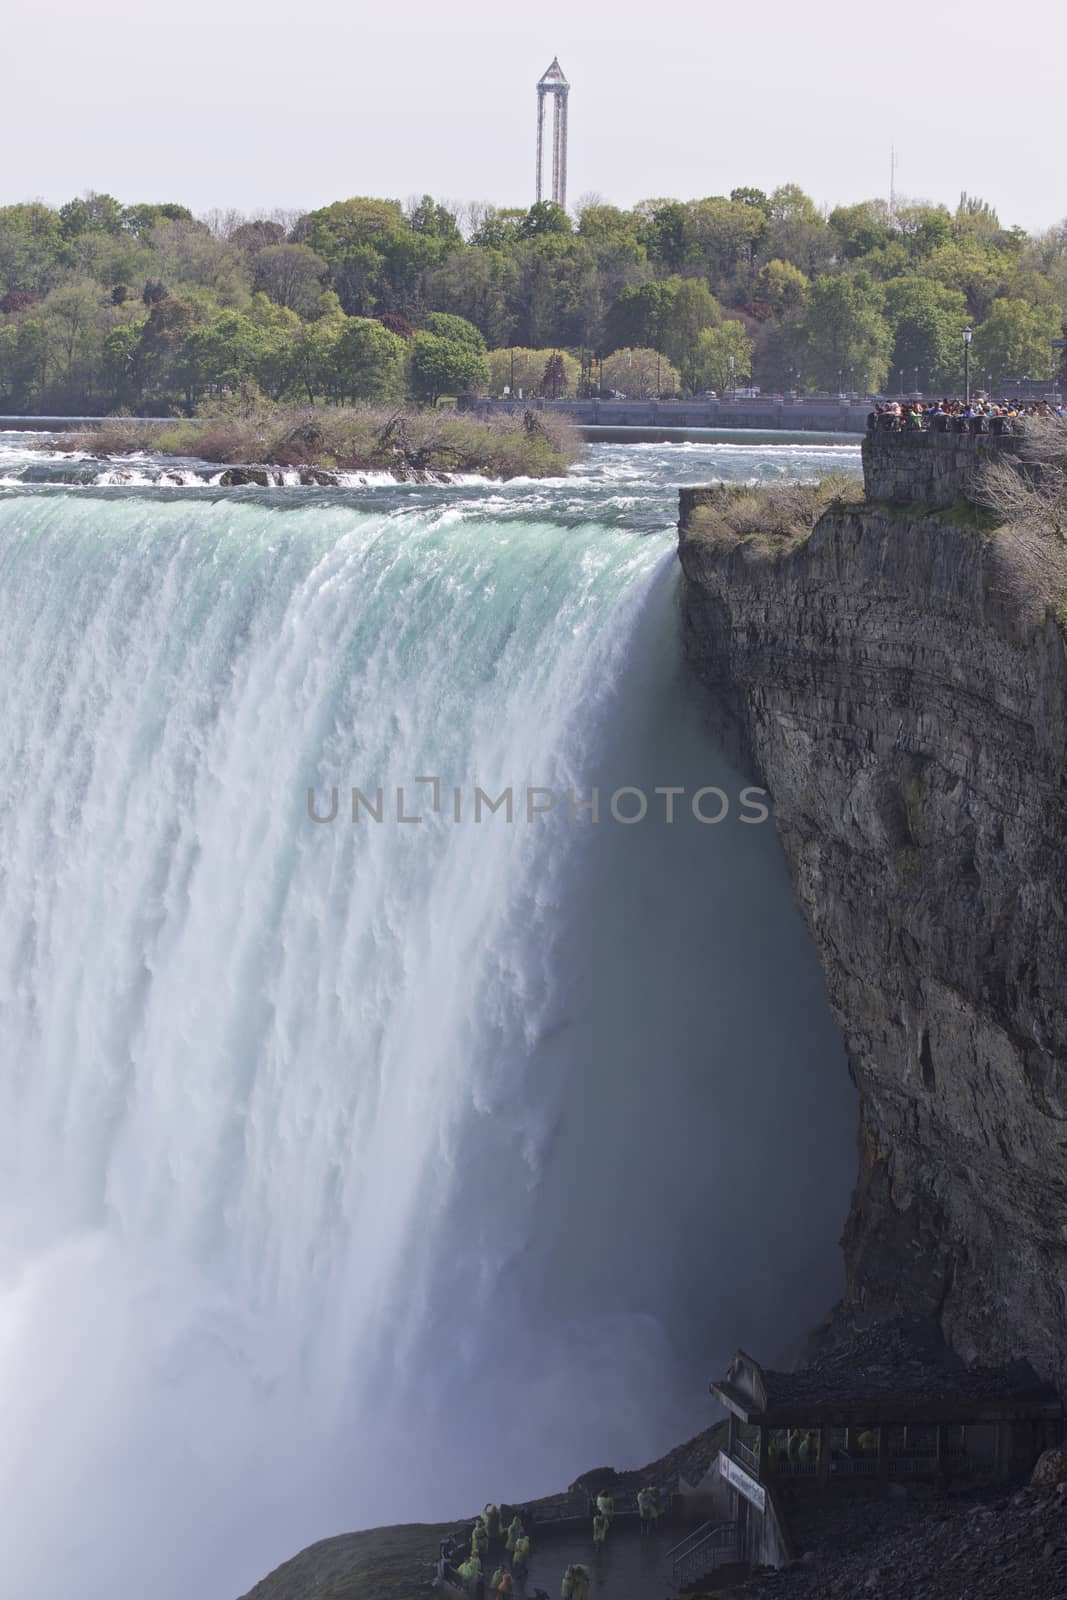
[913, 366, 919, 395]
[962, 325, 972, 406]
[728, 354, 735, 400]
[898, 367, 905, 397]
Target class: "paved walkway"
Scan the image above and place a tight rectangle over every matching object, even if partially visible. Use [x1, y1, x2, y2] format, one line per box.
[497, 1520, 679, 1600]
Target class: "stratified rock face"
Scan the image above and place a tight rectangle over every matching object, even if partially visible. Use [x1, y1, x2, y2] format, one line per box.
[677, 496, 1067, 1387]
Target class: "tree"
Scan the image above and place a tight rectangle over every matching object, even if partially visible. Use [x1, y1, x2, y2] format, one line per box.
[691, 322, 754, 395]
[421, 247, 516, 349]
[228, 219, 287, 255]
[600, 347, 679, 398]
[603, 281, 674, 353]
[292, 295, 346, 403]
[686, 197, 766, 294]
[730, 187, 771, 216]
[42, 279, 104, 378]
[151, 220, 245, 301]
[635, 200, 694, 273]
[755, 259, 809, 315]
[406, 195, 461, 245]
[485, 346, 578, 398]
[971, 298, 1064, 385]
[658, 277, 722, 388]
[408, 332, 488, 404]
[793, 272, 892, 392]
[121, 203, 195, 241]
[828, 200, 893, 261]
[540, 352, 567, 398]
[519, 202, 572, 238]
[764, 185, 832, 275]
[422, 312, 486, 352]
[884, 277, 968, 391]
[58, 192, 124, 239]
[134, 297, 197, 401]
[333, 317, 406, 402]
[252, 243, 328, 316]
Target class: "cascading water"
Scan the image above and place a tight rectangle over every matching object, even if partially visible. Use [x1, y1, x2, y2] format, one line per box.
[0, 439, 858, 1600]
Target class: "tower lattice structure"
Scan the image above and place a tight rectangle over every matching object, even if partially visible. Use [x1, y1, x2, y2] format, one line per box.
[536, 58, 570, 210]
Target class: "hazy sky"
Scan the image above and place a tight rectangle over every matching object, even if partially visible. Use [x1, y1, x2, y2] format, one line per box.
[5, 0, 1062, 232]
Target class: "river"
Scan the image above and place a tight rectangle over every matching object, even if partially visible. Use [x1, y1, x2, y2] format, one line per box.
[0, 431, 859, 1599]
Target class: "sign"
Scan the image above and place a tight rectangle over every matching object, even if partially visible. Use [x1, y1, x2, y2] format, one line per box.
[719, 1450, 766, 1513]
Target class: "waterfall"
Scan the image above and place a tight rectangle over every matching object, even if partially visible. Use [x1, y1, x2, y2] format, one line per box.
[0, 487, 854, 1599]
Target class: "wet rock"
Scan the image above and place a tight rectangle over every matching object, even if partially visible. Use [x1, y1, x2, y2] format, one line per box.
[218, 467, 271, 487]
[1032, 1449, 1067, 1490]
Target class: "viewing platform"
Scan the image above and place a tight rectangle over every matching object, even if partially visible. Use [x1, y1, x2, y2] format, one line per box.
[700, 1322, 1063, 1573]
[861, 424, 1025, 508]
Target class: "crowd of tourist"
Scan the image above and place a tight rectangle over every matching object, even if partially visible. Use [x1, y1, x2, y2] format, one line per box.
[868, 397, 1065, 434]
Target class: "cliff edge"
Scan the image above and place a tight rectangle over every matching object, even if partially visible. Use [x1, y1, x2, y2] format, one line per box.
[678, 434, 1067, 1388]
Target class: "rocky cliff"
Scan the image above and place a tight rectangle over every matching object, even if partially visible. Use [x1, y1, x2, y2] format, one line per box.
[678, 452, 1067, 1388]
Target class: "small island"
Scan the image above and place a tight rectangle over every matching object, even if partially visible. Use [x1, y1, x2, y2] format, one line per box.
[58, 403, 581, 482]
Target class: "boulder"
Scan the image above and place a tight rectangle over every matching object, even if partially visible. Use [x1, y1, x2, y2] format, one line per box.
[1031, 1448, 1067, 1490]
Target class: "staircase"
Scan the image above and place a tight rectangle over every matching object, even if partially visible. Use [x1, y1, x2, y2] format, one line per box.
[667, 1519, 739, 1588]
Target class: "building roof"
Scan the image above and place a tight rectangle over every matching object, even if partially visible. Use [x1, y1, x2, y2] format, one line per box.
[538, 57, 569, 89]
[711, 1321, 1063, 1427]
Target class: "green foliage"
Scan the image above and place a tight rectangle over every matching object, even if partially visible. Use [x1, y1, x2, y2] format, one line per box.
[333, 318, 406, 402]
[883, 277, 968, 390]
[0, 179, 1063, 412]
[971, 298, 1065, 386]
[792, 272, 892, 391]
[486, 346, 578, 397]
[755, 259, 809, 315]
[422, 312, 487, 352]
[519, 202, 572, 238]
[691, 321, 754, 395]
[600, 347, 679, 398]
[408, 332, 488, 404]
[252, 243, 328, 316]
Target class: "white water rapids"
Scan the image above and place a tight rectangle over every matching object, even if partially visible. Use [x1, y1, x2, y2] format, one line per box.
[0, 436, 858, 1599]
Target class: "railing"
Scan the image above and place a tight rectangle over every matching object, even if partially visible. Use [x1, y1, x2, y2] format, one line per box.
[666, 1519, 716, 1566]
[868, 413, 1022, 436]
[734, 1439, 760, 1477]
[766, 1448, 971, 1482]
[672, 1521, 738, 1587]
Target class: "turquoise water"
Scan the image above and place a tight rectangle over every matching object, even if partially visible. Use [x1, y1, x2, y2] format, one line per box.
[0, 437, 858, 1599]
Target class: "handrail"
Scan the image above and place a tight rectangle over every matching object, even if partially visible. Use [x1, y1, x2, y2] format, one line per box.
[671, 1521, 735, 1574]
[665, 1518, 715, 1562]
[673, 1522, 738, 1584]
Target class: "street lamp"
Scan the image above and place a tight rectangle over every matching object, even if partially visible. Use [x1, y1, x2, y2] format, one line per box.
[962, 325, 972, 405]
[913, 366, 919, 395]
[728, 354, 735, 400]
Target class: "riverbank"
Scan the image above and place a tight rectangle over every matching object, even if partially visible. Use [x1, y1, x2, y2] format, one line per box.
[52, 405, 581, 481]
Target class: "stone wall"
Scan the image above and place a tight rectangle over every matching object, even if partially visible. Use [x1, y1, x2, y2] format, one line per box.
[463, 396, 871, 434]
[862, 430, 1022, 509]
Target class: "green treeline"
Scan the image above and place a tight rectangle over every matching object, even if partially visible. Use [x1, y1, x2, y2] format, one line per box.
[0, 187, 1064, 413]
